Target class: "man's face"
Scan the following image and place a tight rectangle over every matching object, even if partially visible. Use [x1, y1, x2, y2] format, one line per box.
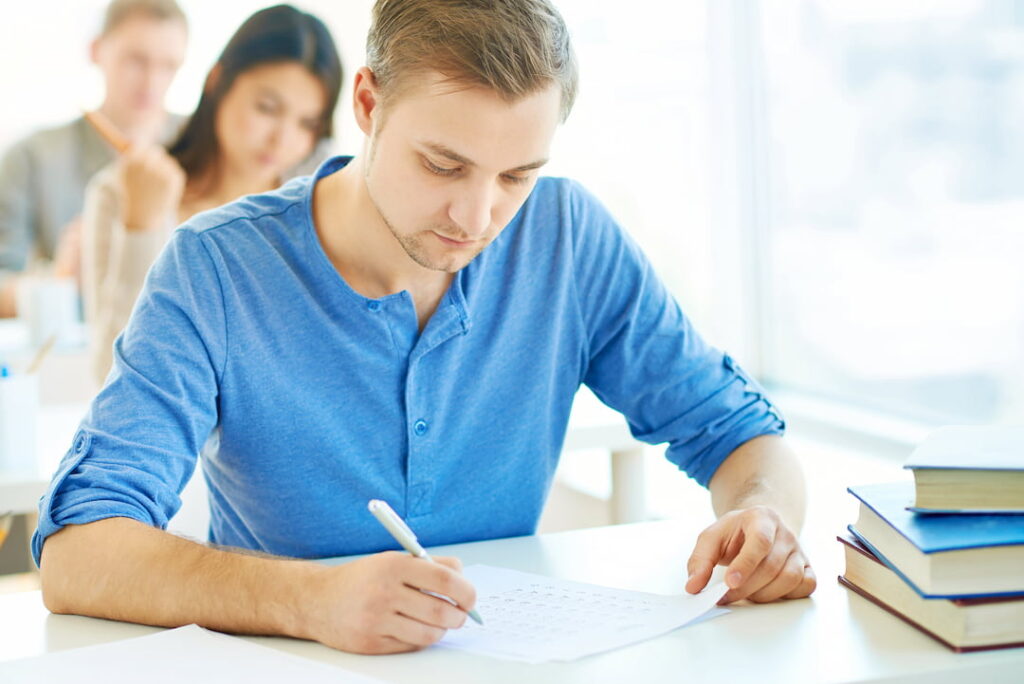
[92, 13, 187, 122]
[362, 73, 562, 273]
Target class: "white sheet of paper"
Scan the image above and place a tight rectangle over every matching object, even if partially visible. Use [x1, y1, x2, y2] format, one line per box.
[438, 565, 729, 663]
[0, 624, 383, 684]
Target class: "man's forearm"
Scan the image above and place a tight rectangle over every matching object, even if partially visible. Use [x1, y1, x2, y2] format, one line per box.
[40, 517, 321, 638]
[707, 434, 807, 533]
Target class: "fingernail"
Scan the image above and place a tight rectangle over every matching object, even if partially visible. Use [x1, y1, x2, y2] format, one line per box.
[727, 571, 742, 587]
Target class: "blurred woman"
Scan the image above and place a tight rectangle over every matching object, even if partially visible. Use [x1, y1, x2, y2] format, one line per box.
[83, 4, 343, 383]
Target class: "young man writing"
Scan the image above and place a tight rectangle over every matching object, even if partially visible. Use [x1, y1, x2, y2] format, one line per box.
[35, 0, 816, 655]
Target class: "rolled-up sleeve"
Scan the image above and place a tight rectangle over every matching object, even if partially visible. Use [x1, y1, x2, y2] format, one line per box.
[570, 182, 784, 488]
[33, 228, 226, 566]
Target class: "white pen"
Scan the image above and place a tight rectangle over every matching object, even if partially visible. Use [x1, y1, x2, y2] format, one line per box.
[367, 499, 484, 625]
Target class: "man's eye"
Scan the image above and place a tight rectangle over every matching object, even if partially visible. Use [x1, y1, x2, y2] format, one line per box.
[425, 160, 459, 176]
[503, 174, 530, 185]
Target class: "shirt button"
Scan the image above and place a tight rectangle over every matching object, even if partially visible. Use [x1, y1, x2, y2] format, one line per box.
[413, 419, 428, 436]
[367, 301, 381, 312]
[74, 435, 86, 453]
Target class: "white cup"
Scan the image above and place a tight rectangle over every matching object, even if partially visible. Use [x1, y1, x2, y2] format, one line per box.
[0, 372, 39, 474]
[17, 276, 79, 348]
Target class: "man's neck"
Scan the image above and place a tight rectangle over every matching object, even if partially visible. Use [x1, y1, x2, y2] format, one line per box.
[96, 103, 167, 144]
[319, 159, 452, 296]
[314, 159, 453, 328]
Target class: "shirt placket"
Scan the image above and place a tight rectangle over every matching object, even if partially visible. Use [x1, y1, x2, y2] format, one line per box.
[403, 291, 470, 520]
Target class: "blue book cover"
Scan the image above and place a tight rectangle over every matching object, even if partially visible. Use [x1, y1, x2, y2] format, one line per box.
[846, 525, 1024, 599]
[847, 482, 1024, 553]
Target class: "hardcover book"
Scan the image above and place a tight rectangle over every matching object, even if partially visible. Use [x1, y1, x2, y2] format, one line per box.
[839, 533, 1024, 653]
[904, 426, 1024, 513]
[847, 482, 1024, 598]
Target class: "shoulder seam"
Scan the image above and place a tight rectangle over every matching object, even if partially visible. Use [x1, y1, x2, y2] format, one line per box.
[183, 197, 306, 236]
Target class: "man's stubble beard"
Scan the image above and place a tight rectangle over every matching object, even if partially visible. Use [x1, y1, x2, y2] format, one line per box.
[363, 140, 488, 274]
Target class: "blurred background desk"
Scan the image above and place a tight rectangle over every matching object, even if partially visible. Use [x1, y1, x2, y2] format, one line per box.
[0, 319, 95, 498]
[0, 319, 94, 577]
[0, 403, 87, 514]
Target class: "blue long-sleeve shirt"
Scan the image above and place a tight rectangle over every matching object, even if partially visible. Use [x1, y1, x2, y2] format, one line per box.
[32, 156, 783, 565]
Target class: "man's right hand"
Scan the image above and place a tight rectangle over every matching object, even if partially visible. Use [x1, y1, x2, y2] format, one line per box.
[118, 145, 186, 232]
[301, 551, 477, 654]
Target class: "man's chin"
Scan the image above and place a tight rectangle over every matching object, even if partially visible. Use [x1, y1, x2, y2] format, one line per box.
[402, 235, 488, 273]
[419, 255, 477, 273]
[408, 247, 484, 273]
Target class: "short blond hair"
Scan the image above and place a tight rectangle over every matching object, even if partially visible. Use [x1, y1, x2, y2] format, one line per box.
[366, 0, 578, 121]
[100, 0, 187, 36]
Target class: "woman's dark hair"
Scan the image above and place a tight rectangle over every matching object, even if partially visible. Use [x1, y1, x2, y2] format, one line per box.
[168, 4, 343, 180]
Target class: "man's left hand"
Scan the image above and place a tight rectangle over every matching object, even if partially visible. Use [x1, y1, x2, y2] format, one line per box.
[684, 504, 816, 604]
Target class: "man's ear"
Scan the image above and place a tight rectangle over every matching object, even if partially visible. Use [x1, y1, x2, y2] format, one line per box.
[89, 37, 102, 66]
[352, 66, 382, 137]
[204, 63, 223, 94]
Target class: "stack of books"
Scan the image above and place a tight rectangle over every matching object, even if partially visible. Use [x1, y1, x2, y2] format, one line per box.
[840, 427, 1024, 652]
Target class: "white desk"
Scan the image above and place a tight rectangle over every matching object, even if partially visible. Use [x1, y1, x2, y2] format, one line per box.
[1, 519, 1021, 683]
[0, 318, 95, 516]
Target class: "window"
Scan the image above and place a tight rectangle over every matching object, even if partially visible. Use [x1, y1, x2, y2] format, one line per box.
[754, 0, 1024, 425]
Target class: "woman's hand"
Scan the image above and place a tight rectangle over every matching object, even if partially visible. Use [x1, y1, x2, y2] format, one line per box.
[118, 145, 186, 231]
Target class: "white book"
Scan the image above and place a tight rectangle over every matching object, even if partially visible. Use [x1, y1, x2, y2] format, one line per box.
[904, 426, 1024, 513]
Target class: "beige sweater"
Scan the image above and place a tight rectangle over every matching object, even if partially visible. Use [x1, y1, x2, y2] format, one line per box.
[81, 166, 174, 385]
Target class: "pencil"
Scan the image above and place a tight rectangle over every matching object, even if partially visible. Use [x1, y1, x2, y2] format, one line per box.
[26, 333, 57, 374]
[83, 109, 130, 153]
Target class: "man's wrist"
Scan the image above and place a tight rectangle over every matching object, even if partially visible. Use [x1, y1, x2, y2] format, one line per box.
[719, 479, 776, 515]
[263, 559, 329, 640]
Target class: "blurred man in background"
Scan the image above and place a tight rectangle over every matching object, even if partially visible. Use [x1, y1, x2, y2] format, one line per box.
[0, 0, 187, 317]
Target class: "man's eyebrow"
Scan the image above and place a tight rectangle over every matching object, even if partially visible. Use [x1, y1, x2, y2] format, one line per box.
[423, 142, 474, 166]
[508, 158, 549, 173]
[421, 141, 548, 173]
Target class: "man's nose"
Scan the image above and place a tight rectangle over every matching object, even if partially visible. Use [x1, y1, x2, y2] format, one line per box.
[448, 181, 495, 237]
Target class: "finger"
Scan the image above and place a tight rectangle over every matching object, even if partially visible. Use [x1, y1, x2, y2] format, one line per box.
[745, 551, 807, 603]
[784, 563, 817, 600]
[722, 526, 799, 602]
[399, 556, 477, 613]
[351, 633, 420, 655]
[121, 143, 142, 159]
[433, 555, 463, 572]
[718, 541, 793, 604]
[724, 516, 777, 590]
[383, 613, 447, 649]
[397, 584, 468, 630]
[685, 524, 724, 594]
